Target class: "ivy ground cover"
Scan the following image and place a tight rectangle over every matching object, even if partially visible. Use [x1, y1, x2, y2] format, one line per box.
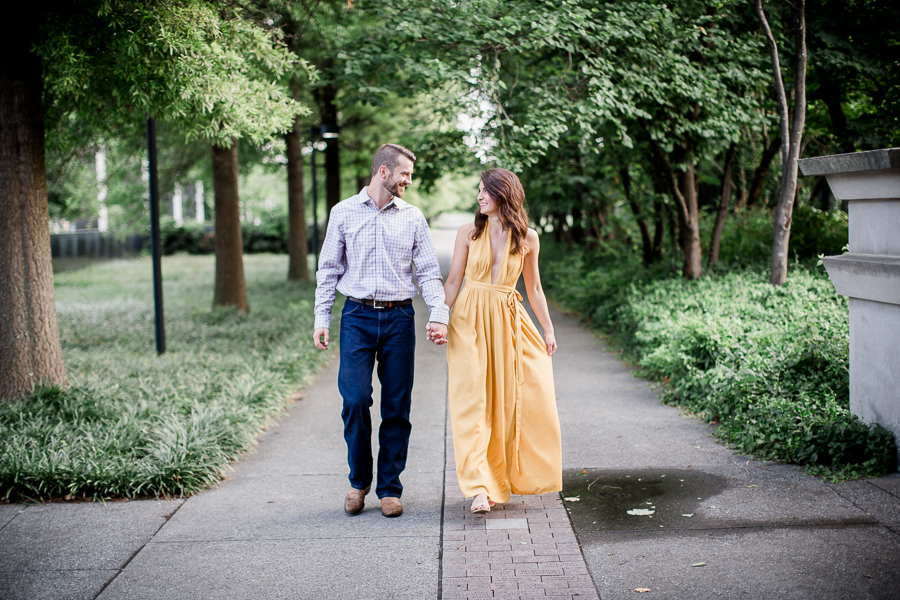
[0, 255, 335, 501]
[542, 245, 896, 480]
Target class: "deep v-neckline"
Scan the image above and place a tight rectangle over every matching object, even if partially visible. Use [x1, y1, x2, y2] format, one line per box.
[488, 227, 510, 285]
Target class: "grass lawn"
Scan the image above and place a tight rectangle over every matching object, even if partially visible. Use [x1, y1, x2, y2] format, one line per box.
[0, 254, 337, 502]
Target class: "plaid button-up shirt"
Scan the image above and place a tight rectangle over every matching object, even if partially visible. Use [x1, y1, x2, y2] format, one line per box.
[314, 188, 449, 330]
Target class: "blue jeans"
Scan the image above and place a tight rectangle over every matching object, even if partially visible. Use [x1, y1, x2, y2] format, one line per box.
[338, 300, 416, 498]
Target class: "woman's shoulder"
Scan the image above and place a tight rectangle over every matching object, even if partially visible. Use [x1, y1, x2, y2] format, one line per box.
[519, 228, 540, 256]
[458, 222, 477, 239]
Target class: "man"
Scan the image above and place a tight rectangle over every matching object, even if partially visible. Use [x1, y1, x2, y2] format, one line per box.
[313, 143, 448, 518]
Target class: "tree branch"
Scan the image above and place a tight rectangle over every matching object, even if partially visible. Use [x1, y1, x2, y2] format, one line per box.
[640, 119, 690, 226]
[754, 0, 790, 168]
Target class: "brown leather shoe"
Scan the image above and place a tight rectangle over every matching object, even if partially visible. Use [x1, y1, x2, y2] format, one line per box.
[381, 496, 403, 518]
[344, 486, 370, 515]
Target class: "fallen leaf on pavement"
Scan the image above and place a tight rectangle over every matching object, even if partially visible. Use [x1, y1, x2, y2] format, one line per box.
[691, 562, 707, 567]
[627, 508, 655, 515]
[634, 588, 651, 593]
[564, 497, 581, 502]
[682, 513, 694, 517]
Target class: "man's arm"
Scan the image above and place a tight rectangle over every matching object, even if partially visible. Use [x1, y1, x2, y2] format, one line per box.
[411, 211, 449, 344]
[313, 208, 346, 347]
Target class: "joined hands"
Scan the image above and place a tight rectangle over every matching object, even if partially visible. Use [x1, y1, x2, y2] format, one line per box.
[426, 322, 448, 345]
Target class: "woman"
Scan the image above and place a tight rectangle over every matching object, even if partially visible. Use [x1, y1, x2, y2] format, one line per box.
[444, 168, 562, 514]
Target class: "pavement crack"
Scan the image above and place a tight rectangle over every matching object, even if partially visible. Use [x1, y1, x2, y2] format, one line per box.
[0, 506, 27, 536]
[92, 499, 187, 599]
[865, 478, 900, 501]
[437, 376, 449, 600]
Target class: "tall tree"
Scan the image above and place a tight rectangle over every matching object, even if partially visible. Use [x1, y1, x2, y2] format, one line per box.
[212, 141, 250, 311]
[0, 12, 68, 399]
[285, 105, 310, 282]
[348, 0, 767, 278]
[1, 0, 308, 400]
[755, 0, 808, 285]
[709, 142, 738, 267]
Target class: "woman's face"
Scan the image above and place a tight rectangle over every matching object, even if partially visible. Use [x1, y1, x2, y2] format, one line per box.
[477, 181, 498, 216]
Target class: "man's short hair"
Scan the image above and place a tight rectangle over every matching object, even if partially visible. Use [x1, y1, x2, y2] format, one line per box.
[371, 144, 416, 177]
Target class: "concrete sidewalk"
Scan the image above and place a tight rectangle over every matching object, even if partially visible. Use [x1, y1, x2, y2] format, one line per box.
[1, 216, 899, 599]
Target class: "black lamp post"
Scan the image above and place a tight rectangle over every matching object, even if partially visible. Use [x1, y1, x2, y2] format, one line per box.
[308, 124, 340, 272]
[146, 117, 165, 355]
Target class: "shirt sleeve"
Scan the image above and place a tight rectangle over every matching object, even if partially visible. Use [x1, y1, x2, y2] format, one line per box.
[411, 210, 449, 325]
[314, 207, 346, 330]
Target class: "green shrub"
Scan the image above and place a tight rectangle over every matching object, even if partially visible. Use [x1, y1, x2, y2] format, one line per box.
[702, 205, 848, 269]
[242, 215, 289, 254]
[0, 255, 335, 501]
[157, 212, 314, 255]
[542, 242, 895, 480]
[160, 216, 213, 255]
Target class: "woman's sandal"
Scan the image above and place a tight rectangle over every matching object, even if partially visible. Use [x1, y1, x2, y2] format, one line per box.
[471, 493, 493, 514]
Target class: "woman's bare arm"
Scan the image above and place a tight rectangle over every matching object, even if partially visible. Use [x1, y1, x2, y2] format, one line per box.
[443, 224, 474, 309]
[522, 229, 557, 356]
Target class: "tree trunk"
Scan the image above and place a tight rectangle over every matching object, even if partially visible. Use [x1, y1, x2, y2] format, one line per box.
[645, 131, 701, 279]
[679, 162, 702, 280]
[285, 115, 308, 282]
[0, 29, 68, 399]
[325, 132, 340, 215]
[652, 198, 665, 260]
[211, 141, 249, 312]
[314, 78, 341, 221]
[552, 211, 565, 243]
[816, 65, 853, 154]
[737, 159, 748, 207]
[756, 0, 807, 285]
[620, 167, 654, 264]
[570, 205, 585, 244]
[746, 135, 780, 207]
[812, 176, 832, 211]
[709, 142, 738, 267]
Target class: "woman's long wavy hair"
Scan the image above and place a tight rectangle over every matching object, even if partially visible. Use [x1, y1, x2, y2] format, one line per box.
[471, 168, 530, 255]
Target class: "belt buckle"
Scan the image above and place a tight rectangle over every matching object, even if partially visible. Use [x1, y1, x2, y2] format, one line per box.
[372, 299, 387, 310]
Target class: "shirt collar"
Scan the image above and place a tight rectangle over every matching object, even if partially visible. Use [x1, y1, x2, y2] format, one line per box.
[360, 187, 409, 211]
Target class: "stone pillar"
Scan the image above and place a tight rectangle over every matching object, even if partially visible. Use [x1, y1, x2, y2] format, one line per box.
[195, 180, 205, 222]
[95, 147, 108, 232]
[799, 148, 900, 467]
[173, 182, 183, 226]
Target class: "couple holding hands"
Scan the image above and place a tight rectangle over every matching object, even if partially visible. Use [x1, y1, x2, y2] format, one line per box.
[313, 144, 561, 518]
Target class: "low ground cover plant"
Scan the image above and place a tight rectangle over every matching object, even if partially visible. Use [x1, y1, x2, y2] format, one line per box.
[542, 242, 896, 480]
[0, 255, 335, 501]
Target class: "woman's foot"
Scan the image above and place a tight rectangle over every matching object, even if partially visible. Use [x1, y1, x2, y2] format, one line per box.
[471, 493, 492, 514]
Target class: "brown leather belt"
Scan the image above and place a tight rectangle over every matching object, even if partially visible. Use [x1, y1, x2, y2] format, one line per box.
[348, 297, 413, 309]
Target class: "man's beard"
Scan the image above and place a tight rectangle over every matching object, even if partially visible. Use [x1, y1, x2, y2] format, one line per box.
[382, 177, 404, 198]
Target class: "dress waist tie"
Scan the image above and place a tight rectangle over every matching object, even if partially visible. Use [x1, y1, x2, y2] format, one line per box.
[466, 280, 525, 473]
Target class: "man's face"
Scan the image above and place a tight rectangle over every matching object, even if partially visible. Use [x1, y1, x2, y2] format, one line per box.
[382, 156, 414, 198]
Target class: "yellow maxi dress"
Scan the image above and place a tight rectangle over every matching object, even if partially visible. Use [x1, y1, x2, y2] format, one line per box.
[447, 231, 562, 503]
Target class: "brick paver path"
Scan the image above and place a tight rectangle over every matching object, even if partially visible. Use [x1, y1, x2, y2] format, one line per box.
[441, 418, 600, 599]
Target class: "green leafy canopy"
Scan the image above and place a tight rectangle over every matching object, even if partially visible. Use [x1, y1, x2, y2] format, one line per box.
[38, 0, 316, 146]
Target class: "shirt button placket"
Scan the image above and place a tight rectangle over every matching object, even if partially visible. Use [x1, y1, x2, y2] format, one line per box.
[375, 210, 380, 302]
[375, 209, 382, 337]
